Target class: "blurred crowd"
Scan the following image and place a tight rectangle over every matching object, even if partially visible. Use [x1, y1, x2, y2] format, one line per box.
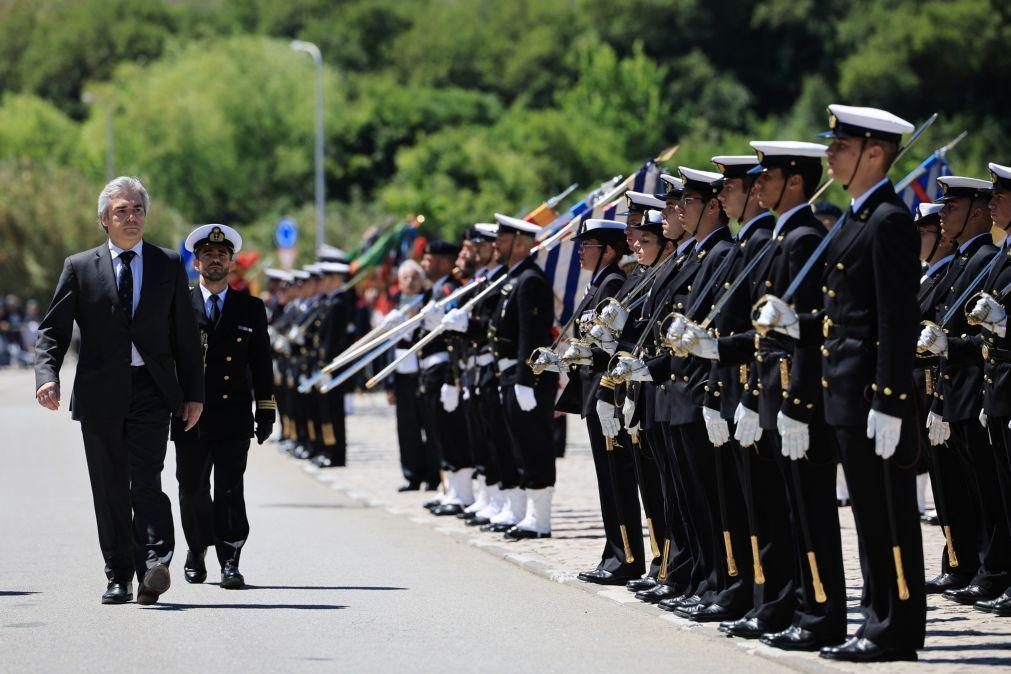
[0, 293, 40, 368]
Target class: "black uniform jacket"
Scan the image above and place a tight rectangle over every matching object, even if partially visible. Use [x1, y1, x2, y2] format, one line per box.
[172, 286, 274, 442]
[35, 241, 204, 423]
[418, 273, 464, 389]
[489, 257, 555, 388]
[978, 243, 1011, 416]
[557, 263, 626, 417]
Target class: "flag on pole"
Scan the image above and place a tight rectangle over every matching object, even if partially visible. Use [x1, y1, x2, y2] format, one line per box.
[896, 151, 952, 214]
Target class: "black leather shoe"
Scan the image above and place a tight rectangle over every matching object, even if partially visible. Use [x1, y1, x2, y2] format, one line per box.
[431, 503, 465, 517]
[481, 522, 514, 533]
[820, 637, 917, 662]
[687, 603, 739, 623]
[101, 581, 133, 605]
[220, 562, 245, 590]
[673, 601, 710, 619]
[457, 509, 477, 520]
[577, 569, 640, 586]
[503, 526, 551, 540]
[658, 593, 700, 612]
[925, 571, 971, 594]
[992, 594, 1011, 616]
[184, 550, 207, 584]
[136, 564, 171, 605]
[636, 584, 679, 603]
[944, 584, 999, 605]
[625, 576, 658, 592]
[423, 497, 443, 511]
[466, 516, 490, 527]
[398, 481, 422, 492]
[761, 625, 836, 651]
[720, 616, 773, 639]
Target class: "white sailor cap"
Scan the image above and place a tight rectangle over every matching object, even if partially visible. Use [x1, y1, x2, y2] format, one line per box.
[574, 218, 626, 242]
[289, 270, 311, 281]
[645, 209, 664, 224]
[303, 263, 324, 277]
[916, 202, 943, 221]
[475, 223, 499, 237]
[265, 268, 294, 283]
[493, 213, 541, 235]
[822, 104, 914, 144]
[317, 244, 348, 263]
[319, 261, 350, 275]
[465, 224, 497, 242]
[748, 141, 827, 174]
[711, 155, 760, 178]
[989, 163, 1011, 190]
[659, 174, 684, 200]
[185, 224, 242, 253]
[618, 190, 667, 215]
[936, 176, 992, 203]
[678, 167, 724, 197]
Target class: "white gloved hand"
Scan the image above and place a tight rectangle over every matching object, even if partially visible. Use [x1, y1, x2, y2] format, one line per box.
[616, 355, 652, 382]
[733, 403, 763, 447]
[596, 400, 622, 438]
[917, 324, 947, 356]
[755, 296, 800, 339]
[926, 411, 950, 446]
[680, 323, 719, 360]
[777, 411, 810, 460]
[621, 396, 637, 434]
[380, 308, 404, 329]
[421, 301, 445, 331]
[664, 314, 688, 346]
[589, 323, 618, 355]
[314, 372, 333, 391]
[561, 341, 593, 366]
[702, 405, 730, 447]
[867, 408, 902, 459]
[441, 307, 470, 333]
[970, 295, 1007, 326]
[462, 386, 471, 401]
[514, 384, 537, 412]
[979, 408, 988, 429]
[439, 383, 459, 412]
[982, 318, 1008, 338]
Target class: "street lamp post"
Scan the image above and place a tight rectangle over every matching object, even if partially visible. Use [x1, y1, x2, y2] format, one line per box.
[291, 39, 326, 253]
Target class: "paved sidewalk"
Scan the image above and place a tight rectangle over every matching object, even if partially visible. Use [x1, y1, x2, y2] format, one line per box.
[291, 392, 1011, 673]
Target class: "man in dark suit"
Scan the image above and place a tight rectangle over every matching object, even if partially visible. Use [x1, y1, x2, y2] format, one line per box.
[34, 176, 204, 605]
[173, 224, 274, 590]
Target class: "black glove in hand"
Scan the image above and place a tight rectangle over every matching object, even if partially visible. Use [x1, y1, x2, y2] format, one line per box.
[254, 409, 275, 445]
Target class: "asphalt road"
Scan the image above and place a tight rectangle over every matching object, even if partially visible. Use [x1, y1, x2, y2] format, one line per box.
[0, 369, 793, 673]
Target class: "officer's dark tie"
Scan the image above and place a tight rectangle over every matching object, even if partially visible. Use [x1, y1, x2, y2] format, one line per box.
[117, 250, 135, 321]
[209, 293, 221, 325]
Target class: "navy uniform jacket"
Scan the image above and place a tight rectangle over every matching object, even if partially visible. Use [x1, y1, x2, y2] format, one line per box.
[557, 263, 626, 417]
[489, 257, 554, 388]
[319, 289, 355, 390]
[418, 273, 464, 390]
[700, 213, 775, 419]
[172, 286, 274, 442]
[928, 234, 997, 422]
[912, 256, 954, 418]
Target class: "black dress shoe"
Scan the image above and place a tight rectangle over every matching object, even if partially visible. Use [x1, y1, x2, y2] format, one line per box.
[220, 562, 245, 590]
[184, 549, 207, 584]
[925, 571, 971, 594]
[458, 510, 477, 520]
[101, 581, 133, 605]
[137, 564, 171, 605]
[673, 601, 710, 619]
[503, 526, 551, 540]
[397, 481, 422, 492]
[481, 521, 514, 533]
[687, 603, 739, 623]
[431, 503, 465, 517]
[577, 569, 640, 586]
[466, 516, 490, 527]
[625, 576, 658, 592]
[944, 584, 1000, 605]
[820, 637, 917, 662]
[720, 616, 772, 639]
[761, 625, 836, 651]
[658, 593, 700, 612]
[636, 584, 679, 603]
[992, 594, 1011, 616]
[423, 498, 443, 511]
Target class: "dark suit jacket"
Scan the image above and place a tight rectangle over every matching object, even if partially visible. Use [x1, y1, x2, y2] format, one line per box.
[489, 257, 555, 387]
[172, 287, 273, 441]
[35, 241, 204, 423]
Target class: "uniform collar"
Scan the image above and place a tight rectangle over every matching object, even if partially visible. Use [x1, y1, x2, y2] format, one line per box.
[200, 283, 228, 304]
[958, 231, 988, 254]
[773, 203, 809, 237]
[694, 225, 728, 253]
[737, 211, 772, 240]
[924, 254, 954, 277]
[850, 177, 891, 214]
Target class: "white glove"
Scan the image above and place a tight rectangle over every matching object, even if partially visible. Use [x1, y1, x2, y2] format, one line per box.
[588, 323, 618, 355]
[421, 302, 445, 331]
[621, 396, 638, 434]
[314, 372, 333, 391]
[462, 386, 471, 401]
[733, 403, 763, 447]
[917, 324, 947, 356]
[664, 314, 688, 346]
[680, 323, 719, 360]
[561, 341, 593, 366]
[702, 406, 730, 447]
[926, 411, 950, 446]
[596, 400, 622, 438]
[439, 383, 459, 412]
[441, 307, 470, 333]
[777, 411, 810, 460]
[514, 384, 537, 412]
[979, 408, 988, 429]
[867, 409, 902, 460]
[616, 355, 652, 382]
[380, 308, 404, 329]
[983, 318, 1008, 338]
[970, 294, 1007, 326]
[755, 296, 800, 339]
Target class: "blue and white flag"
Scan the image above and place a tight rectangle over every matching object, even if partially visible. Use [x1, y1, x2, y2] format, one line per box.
[896, 152, 952, 214]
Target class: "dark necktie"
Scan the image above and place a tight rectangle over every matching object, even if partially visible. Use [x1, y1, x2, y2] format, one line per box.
[209, 293, 221, 324]
[117, 250, 135, 320]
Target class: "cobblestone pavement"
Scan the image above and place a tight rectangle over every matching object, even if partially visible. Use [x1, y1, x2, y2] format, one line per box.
[294, 392, 1011, 673]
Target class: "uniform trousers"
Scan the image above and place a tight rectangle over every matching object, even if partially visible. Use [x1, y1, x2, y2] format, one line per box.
[500, 371, 559, 489]
[651, 423, 695, 591]
[392, 372, 437, 485]
[585, 414, 643, 576]
[476, 376, 520, 489]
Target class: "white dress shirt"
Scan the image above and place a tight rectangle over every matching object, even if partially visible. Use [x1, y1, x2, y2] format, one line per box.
[109, 240, 144, 366]
[199, 283, 228, 320]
